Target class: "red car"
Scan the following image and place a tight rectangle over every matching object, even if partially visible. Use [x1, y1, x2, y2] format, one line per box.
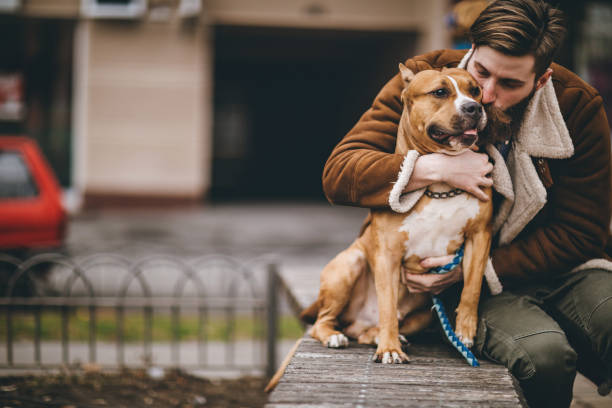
[0, 136, 66, 249]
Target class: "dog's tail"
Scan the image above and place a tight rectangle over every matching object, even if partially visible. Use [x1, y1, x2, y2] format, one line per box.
[264, 300, 318, 392]
[266, 300, 317, 392]
[299, 299, 319, 325]
[264, 337, 303, 393]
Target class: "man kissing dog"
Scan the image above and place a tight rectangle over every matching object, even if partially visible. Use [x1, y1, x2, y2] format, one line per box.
[321, 2, 612, 407]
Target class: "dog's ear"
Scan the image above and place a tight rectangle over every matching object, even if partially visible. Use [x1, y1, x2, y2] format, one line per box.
[398, 63, 415, 86]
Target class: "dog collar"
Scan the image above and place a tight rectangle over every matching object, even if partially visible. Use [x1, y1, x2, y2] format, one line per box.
[425, 188, 464, 199]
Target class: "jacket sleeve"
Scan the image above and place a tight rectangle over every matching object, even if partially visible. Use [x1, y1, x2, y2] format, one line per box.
[322, 56, 437, 208]
[491, 94, 611, 285]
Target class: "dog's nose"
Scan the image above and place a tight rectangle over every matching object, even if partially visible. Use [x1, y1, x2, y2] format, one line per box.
[460, 102, 483, 120]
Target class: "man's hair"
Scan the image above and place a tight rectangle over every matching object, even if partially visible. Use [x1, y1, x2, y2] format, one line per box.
[469, 0, 566, 78]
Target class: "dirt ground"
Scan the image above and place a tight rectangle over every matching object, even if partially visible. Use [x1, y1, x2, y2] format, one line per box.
[0, 369, 268, 408]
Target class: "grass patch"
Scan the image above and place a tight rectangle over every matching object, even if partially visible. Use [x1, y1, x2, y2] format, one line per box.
[0, 308, 304, 342]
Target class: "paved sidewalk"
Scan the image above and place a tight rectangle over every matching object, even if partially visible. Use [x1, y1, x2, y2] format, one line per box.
[61, 202, 611, 406]
[65, 202, 368, 261]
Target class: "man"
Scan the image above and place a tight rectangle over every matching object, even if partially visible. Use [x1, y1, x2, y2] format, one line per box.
[322, 0, 612, 407]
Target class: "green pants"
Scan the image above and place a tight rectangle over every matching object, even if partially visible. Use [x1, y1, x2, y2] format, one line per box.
[441, 269, 612, 408]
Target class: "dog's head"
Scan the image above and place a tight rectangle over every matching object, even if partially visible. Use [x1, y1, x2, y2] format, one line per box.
[397, 65, 487, 155]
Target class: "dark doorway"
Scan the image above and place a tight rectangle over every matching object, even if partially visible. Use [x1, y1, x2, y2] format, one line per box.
[212, 26, 417, 202]
[0, 16, 75, 188]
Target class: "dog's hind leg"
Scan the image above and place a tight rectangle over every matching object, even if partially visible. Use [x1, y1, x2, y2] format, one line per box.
[353, 326, 414, 347]
[399, 309, 434, 337]
[356, 326, 379, 345]
[309, 239, 367, 348]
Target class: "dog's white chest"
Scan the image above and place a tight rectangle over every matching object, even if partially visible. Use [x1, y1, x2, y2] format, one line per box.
[400, 193, 479, 258]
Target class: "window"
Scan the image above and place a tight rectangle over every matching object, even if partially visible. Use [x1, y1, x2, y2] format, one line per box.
[0, 150, 38, 198]
[81, 0, 147, 19]
[0, 0, 20, 13]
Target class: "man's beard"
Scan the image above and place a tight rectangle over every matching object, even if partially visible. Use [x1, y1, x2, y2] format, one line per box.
[480, 90, 535, 146]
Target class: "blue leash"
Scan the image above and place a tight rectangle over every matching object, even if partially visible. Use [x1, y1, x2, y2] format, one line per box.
[429, 245, 480, 367]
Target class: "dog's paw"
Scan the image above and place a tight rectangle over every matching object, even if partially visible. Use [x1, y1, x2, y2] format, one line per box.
[326, 333, 349, 348]
[373, 350, 410, 364]
[457, 335, 474, 348]
[454, 328, 475, 348]
[373, 344, 410, 364]
[455, 308, 477, 348]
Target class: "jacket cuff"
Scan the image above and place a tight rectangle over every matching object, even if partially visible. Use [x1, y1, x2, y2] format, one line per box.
[484, 257, 503, 295]
[388, 151, 425, 213]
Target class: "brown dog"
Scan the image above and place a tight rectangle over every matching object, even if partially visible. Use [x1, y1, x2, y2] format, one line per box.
[302, 65, 493, 364]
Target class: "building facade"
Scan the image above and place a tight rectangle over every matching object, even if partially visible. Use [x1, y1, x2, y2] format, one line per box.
[3, 0, 607, 210]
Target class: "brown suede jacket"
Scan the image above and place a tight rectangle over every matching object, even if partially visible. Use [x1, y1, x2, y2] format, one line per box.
[322, 49, 612, 288]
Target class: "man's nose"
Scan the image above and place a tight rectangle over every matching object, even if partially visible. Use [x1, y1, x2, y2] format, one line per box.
[481, 80, 496, 104]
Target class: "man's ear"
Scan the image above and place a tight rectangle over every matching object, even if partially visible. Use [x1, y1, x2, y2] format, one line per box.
[399, 63, 415, 86]
[535, 68, 553, 91]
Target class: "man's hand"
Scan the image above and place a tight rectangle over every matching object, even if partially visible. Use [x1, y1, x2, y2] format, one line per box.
[404, 255, 463, 294]
[412, 150, 493, 201]
[438, 150, 493, 201]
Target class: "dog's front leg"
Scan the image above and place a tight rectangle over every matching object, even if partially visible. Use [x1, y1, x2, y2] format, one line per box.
[455, 227, 492, 347]
[371, 255, 409, 364]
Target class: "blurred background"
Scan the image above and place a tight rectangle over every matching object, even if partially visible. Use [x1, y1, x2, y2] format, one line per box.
[0, 1, 611, 406]
[0, 0, 609, 211]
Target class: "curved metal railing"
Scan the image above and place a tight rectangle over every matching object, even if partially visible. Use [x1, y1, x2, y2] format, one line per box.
[0, 253, 279, 376]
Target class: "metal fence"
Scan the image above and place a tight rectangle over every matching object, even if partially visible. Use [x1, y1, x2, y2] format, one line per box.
[0, 253, 279, 377]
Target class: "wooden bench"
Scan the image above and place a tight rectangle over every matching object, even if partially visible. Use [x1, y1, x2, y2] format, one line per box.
[266, 268, 527, 408]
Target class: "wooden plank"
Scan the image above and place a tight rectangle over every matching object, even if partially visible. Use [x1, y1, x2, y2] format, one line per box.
[266, 337, 525, 408]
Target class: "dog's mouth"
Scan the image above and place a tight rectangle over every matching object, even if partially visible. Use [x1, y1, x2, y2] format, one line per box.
[427, 125, 479, 147]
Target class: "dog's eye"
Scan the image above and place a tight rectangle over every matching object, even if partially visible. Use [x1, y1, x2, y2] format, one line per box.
[470, 87, 481, 97]
[431, 88, 449, 98]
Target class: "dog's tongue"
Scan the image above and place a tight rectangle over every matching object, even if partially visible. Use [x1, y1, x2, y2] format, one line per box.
[463, 129, 478, 136]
